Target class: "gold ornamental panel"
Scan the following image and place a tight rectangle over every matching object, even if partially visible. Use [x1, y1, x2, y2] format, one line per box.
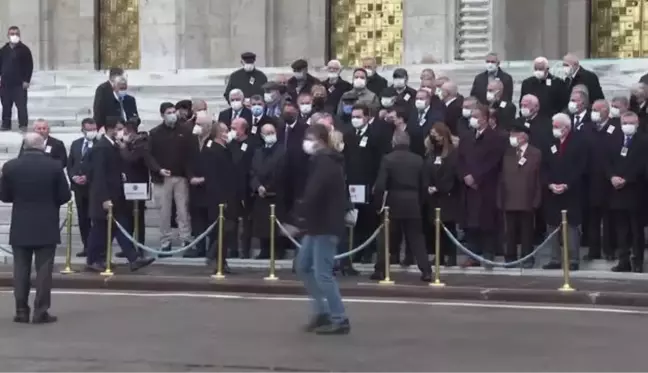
[330, 0, 403, 66]
[590, 0, 648, 58]
[98, 0, 140, 69]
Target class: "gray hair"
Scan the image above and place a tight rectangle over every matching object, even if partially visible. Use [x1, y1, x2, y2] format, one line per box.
[621, 111, 639, 123]
[552, 113, 572, 130]
[229, 89, 244, 99]
[392, 130, 410, 147]
[611, 96, 629, 107]
[23, 132, 45, 150]
[571, 89, 590, 107]
[441, 81, 458, 96]
[533, 56, 549, 69]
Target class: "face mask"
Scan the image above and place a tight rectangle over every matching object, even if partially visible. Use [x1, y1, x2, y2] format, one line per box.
[263, 134, 277, 145]
[567, 101, 579, 113]
[486, 62, 497, 73]
[365, 69, 374, 77]
[85, 130, 97, 140]
[622, 124, 637, 136]
[300, 104, 312, 115]
[313, 97, 325, 107]
[462, 108, 472, 118]
[469, 117, 480, 129]
[227, 130, 237, 142]
[9, 35, 19, 44]
[415, 100, 427, 111]
[381, 98, 395, 108]
[486, 91, 497, 102]
[520, 107, 531, 117]
[533, 70, 545, 79]
[283, 114, 296, 123]
[293, 71, 304, 80]
[552, 128, 563, 139]
[590, 111, 601, 123]
[435, 88, 444, 99]
[563, 65, 573, 77]
[342, 104, 353, 115]
[164, 113, 177, 126]
[117, 90, 127, 98]
[610, 107, 621, 118]
[327, 72, 339, 80]
[192, 125, 203, 136]
[509, 136, 519, 148]
[393, 78, 406, 89]
[264, 93, 274, 103]
[243, 63, 254, 72]
[351, 118, 364, 129]
[251, 105, 264, 117]
[116, 130, 124, 140]
[353, 78, 366, 89]
[302, 140, 316, 155]
[122, 134, 131, 142]
[231, 100, 243, 111]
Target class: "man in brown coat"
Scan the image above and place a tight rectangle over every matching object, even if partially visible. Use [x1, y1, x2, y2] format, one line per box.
[497, 123, 542, 268]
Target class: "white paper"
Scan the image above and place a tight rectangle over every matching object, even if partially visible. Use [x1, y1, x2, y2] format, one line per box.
[518, 157, 527, 166]
[499, 101, 507, 109]
[607, 125, 615, 134]
[251, 126, 257, 134]
[123, 183, 149, 200]
[241, 143, 248, 152]
[349, 185, 366, 204]
[206, 140, 212, 148]
[434, 156, 442, 165]
[551, 145, 557, 154]
[546, 79, 552, 86]
[45, 145, 52, 153]
[621, 147, 628, 157]
[359, 137, 368, 148]
[403, 93, 411, 101]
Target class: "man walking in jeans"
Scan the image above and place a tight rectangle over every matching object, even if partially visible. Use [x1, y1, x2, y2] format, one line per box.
[295, 123, 350, 335]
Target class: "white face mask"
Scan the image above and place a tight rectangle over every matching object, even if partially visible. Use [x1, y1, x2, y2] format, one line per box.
[381, 98, 394, 108]
[486, 91, 496, 102]
[9, 35, 19, 44]
[563, 65, 573, 77]
[351, 118, 364, 129]
[610, 107, 621, 118]
[299, 104, 312, 115]
[552, 128, 563, 139]
[230, 100, 243, 111]
[509, 136, 519, 148]
[469, 117, 480, 129]
[590, 111, 602, 123]
[85, 130, 97, 140]
[353, 78, 366, 89]
[415, 100, 427, 111]
[393, 78, 406, 89]
[227, 130, 237, 142]
[520, 107, 531, 117]
[293, 71, 304, 80]
[302, 139, 316, 154]
[192, 125, 203, 136]
[116, 130, 124, 140]
[462, 108, 472, 118]
[486, 62, 497, 73]
[243, 63, 254, 72]
[567, 101, 579, 113]
[622, 124, 637, 136]
[533, 70, 545, 79]
[264, 93, 274, 103]
[327, 72, 339, 80]
[263, 134, 277, 145]
[435, 88, 444, 100]
[365, 69, 374, 77]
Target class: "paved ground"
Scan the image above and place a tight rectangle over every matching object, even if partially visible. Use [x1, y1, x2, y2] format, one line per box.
[0, 290, 646, 372]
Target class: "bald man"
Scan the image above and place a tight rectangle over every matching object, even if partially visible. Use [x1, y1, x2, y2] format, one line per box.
[486, 80, 516, 130]
[324, 59, 352, 110]
[562, 53, 604, 103]
[520, 56, 568, 117]
[19, 119, 67, 168]
[439, 80, 464, 135]
[361, 56, 388, 95]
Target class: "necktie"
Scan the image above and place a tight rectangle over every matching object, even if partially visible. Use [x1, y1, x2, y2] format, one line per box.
[118, 97, 126, 121]
[624, 135, 631, 147]
[516, 148, 522, 160]
[418, 112, 424, 123]
[356, 129, 361, 136]
[284, 126, 290, 149]
[81, 140, 88, 156]
[253, 117, 258, 125]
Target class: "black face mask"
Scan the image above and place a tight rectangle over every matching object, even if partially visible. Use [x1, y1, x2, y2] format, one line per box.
[313, 97, 326, 108]
[283, 115, 296, 123]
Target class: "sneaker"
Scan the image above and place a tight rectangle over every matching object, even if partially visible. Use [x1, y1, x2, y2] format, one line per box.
[303, 313, 331, 332]
[315, 319, 351, 335]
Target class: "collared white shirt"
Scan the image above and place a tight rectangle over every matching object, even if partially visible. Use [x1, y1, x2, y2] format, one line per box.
[476, 128, 486, 138]
[356, 125, 368, 137]
[574, 110, 587, 129]
[418, 107, 429, 125]
[518, 143, 528, 157]
[286, 121, 297, 130]
[105, 135, 115, 146]
[445, 97, 457, 107]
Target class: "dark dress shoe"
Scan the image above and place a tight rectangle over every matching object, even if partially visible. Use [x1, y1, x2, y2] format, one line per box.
[76, 251, 87, 258]
[303, 313, 331, 332]
[223, 263, 233, 274]
[32, 313, 57, 324]
[158, 244, 172, 258]
[340, 266, 359, 276]
[369, 271, 384, 281]
[611, 261, 632, 272]
[315, 319, 351, 335]
[115, 251, 127, 258]
[542, 262, 561, 270]
[569, 263, 579, 271]
[85, 263, 106, 272]
[420, 272, 432, 283]
[182, 248, 205, 258]
[583, 253, 601, 261]
[521, 259, 535, 269]
[13, 313, 29, 323]
[130, 257, 155, 272]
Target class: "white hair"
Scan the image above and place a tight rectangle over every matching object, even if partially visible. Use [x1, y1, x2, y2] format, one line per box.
[552, 113, 572, 129]
[327, 59, 342, 69]
[533, 56, 549, 68]
[521, 94, 539, 106]
[441, 81, 457, 96]
[23, 132, 45, 150]
[229, 89, 244, 99]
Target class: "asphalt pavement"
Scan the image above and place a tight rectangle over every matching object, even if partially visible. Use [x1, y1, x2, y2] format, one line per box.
[0, 290, 646, 372]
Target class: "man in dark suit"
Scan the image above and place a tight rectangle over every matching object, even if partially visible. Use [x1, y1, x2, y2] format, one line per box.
[371, 130, 432, 282]
[67, 118, 98, 257]
[223, 52, 268, 100]
[520, 56, 568, 117]
[408, 89, 445, 157]
[286, 59, 320, 103]
[0, 26, 33, 131]
[391, 68, 417, 108]
[562, 53, 604, 103]
[92, 72, 140, 128]
[93, 68, 123, 127]
[217, 88, 253, 128]
[248, 94, 277, 140]
[439, 80, 464, 135]
[470, 52, 513, 105]
[278, 101, 310, 215]
[566, 90, 592, 132]
[486, 79, 516, 130]
[323, 59, 352, 110]
[86, 118, 154, 272]
[361, 56, 388, 96]
[19, 119, 67, 168]
[0, 132, 71, 324]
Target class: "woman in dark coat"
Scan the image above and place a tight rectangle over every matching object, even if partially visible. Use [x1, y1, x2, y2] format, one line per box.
[250, 123, 287, 259]
[423, 122, 460, 266]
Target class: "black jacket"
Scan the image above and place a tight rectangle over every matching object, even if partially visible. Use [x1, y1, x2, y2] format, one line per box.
[67, 137, 96, 194]
[19, 136, 67, 169]
[296, 148, 348, 236]
[566, 67, 605, 103]
[224, 68, 268, 100]
[120, 132, 154, 184]
[217, 107, 253, 128]
[0, 42, 33, 86]
[148, 123, 194, 183]
[0, 150, 70, 247]
[519, 73, 568, 117]
[423, 148, 460, 222]
[407, 100, 447, 157]
[88, 137, 128, 219]
[92, 83, 140, 128]
[367, 73, 388, 96]
[470, 68, 514, 105]
[286, 74, 321, 102]
[323, 78, 353, 110]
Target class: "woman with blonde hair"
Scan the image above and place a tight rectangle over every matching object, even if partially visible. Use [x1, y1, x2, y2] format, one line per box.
[423, 122, 460, 266]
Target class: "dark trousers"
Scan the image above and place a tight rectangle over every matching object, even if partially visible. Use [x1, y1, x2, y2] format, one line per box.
[170, 200, 178, 228]
[128, 201, 146, 256]
[465, 227, 496, 260]
[74, 192, 91, 250]
[87, 216, 139, 265]
[581, 205, 590, 247]
[434, 221, 457, 264]
[376, 218, 430, 274]
[504, 211, 534, 261]
[190, 205, 216, 257]
[611, 209, 644, 264]
[352, 204, 378, 262]
[534, 208, 546, 243]
[0, 84, 28, 129]
[227, 206, 253, 257]
[13, 245, 55, 317]
[587, 206, 615, 258]
[421, 205, 434, 255]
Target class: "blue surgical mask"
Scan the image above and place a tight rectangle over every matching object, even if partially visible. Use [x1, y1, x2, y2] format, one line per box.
[342, 104, 353, 115]
[251, 105, 264, 117]
[117, 90, 127, 98]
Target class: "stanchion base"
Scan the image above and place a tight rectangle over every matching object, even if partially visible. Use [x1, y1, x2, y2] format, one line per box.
[558, 285, 575, 292]
[378, 280, 395, 285]
[60, 268, 77, 275]
[99, 271, 114, 277]
[264, 275, 279, 281]
[210, 273, 226, 280]
[429, 281, 446, 288]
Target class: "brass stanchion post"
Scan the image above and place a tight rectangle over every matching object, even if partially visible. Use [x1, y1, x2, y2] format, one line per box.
[264, 204, 279, 281]
[430, 207, 445, 287]
[558, 209, 575, 292]
[60, 200, 76, 274]
[100, 204, 114, 276]
[211, 204, 226, 280]
[133, 201, 140, 243]
[379, 207, 394, 285]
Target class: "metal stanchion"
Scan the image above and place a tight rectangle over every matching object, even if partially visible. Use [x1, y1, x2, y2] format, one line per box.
[430, 207, 445, 287]
[211, 204, 226, 280]
[558, 210, 575, 291]
[60, 200, 76, 274]
[133, 201, 140, 243]
[100, 204, 114, 277]
[348, 225, 354, 254]
[264, 204, 279, 281]
[379, 207, 394, 285]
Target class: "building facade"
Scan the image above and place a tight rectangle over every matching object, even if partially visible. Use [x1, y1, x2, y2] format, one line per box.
[0, 0, 641, 71]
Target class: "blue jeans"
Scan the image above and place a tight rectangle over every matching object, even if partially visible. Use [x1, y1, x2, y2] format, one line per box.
[295, 234, 347, 322]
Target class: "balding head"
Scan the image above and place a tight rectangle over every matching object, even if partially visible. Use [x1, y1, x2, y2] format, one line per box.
[533, 56, 549, 79]
[420, 68, 435, 81]
[23, 132, 45, 151]
[591, 99, 610, 123]
[520, 94, 540, 117]
[486, 80, 504, 102]
[32, 119, 49, 139]
[563, 53, 580, 77]
[231, 117, 248, 140]
[192, 99, 207, 113]
[440, 81, 458, 101]
[552, 113, 572, 137]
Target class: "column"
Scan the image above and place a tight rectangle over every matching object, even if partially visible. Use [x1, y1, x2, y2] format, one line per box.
[403, 0, 455, 63]
[139, 0, 178, 70]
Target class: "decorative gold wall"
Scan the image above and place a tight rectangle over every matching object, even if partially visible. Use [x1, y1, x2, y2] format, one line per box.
[590, 0, 648, 58]
[330, 0, 403, 66]
[97, 0, 140, 69]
